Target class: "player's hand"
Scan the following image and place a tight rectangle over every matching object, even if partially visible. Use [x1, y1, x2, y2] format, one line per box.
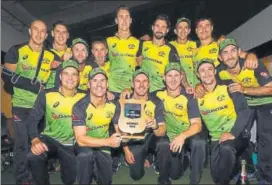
[107, 133, 122, 148]
[140, 34, 151, 41]
[228, 83, 244, 93]
[244, 53, 258, 69]
[107, 91, 115, 100]
[136, 56, 143, 66]
[31, 138, 48, 155]
[219, 132, 235, 143]
[185, 85, 193, 94]
[62, 52, 72, 61]
[124, 149, 135, 164]
[169, 134, 186, 153]
[120, 88, 131, 99]
[50, 60, 61, 69]
[146, 118, 158, 130]
[194, 83, 206, 98]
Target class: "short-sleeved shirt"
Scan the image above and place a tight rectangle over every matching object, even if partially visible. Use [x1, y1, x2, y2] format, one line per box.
[193, 41, 220, 66]
[217, 58, 272, 106]
[28, 89, 86, 144]
[197, 81, 248, 141]
[72, 95, 117, 153]
[99, 61, 110, 77]
[45, 47, 71, 89]
[112, 94, 165, 131]
[140, 41, 180, 92]
[4, 43, 57, 108]
[156, 89, 200, 141]
[170, 40, 198, 87]
[107, 36, 141, 93]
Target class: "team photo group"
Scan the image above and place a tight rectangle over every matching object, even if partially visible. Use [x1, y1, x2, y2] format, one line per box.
[2, 4, 272, 185]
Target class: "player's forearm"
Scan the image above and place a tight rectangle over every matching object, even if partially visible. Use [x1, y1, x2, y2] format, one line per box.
[178, 122, 202, 139]
[244, 86, 272, 96]
[153, 124, 166, 137]
[181, 71, 190, 88]
[76, 135, 110, 148]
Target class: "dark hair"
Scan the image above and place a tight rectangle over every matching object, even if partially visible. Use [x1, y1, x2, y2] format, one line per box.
[115, 5, 131, 18]
[52, 20, 69, 32]
[195, 16, 213, 27]
[153, 14, 171, 28]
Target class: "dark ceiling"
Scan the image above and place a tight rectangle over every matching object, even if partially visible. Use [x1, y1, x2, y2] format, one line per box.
[67, 0, 272, 44]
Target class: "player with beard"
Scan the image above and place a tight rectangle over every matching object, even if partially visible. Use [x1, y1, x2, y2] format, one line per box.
[140, 14, 192, 93]
[215, 38, 272, 184]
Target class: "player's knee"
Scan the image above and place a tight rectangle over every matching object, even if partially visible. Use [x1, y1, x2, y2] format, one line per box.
[220, 142, 236, 156]
[130, 170, 145, 181]
[191, 138, 206, 151]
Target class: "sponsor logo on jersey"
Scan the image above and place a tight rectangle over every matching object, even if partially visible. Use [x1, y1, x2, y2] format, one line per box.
[87, 113, 93, 120]
[128, 44, 135, 49]
[187, 47, 194, 52]
[106, 111, 114, 119]
[22, 55, 28, 60]
[112, 43, 117, 48]
[21, 64, 36, 71]
[175, 103, 183, 110]
[201, 105, 228, 115]
[144, 47, 149, 52]
[42, 58, 50, 64]
[242, 77, 252, 83]
[158, 51, 165, 57]
[200, 100, 204, 106]
[53, 101, 60, 108]
[217, 95, 226, 102]
[87, 124, 108, 131]
[52, 113, 72, 120]
[145, 110, 153, 117]
[260, 72, 269, 79]
[209, 48, 218, 54]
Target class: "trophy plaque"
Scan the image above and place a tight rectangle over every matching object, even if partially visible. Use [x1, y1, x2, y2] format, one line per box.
[118, 98, 146, 139]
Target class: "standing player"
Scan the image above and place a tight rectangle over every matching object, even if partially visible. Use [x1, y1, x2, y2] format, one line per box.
[3, 20, 57, 184]
[170, 17, 198, 88]
[107, 5, 142, 96]
[140, 14, 191, 93]
[46, 21, 72, 89]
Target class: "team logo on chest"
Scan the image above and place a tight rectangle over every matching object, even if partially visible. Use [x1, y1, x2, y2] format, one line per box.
[209, 48, 217, 54]
[158, 51, 165, 57]
[128, 44, 135, 49]
[242, 77, 252, 83]
[217, 94, 226, 102]
[175, 103, 183, 110]
[105, 111, 114, 119]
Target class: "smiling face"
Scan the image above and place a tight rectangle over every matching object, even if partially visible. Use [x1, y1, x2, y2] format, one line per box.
[196, 19, 213, 41]
[88, 74, 108, 98]
[29, 20, 48, 46]
[52, 24, 69, 46]
[164, 70, 182, 91]
[175, 21, 191, 40]
[132, 74, 149, 97]
[60, 67, 79, 90]
[197, 63, 216, 86]
[152, 19, 169, 40]
[92, 42, 108, 66]
[72, 43, 88, 64]
[219, 45, 240, 69]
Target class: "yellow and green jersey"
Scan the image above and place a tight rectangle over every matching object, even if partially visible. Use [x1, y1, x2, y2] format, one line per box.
[170, 40, 198, 87]
[99, 61, 110, 77]
[140, 41, 180, 92]
[197, 81, 249, 141]
[72, 95, 117, 153]
[4, 43, 57, 108]
[27, 89, 86, 144]
[45, 47, 71, 89]
[107, 36, 141, 93]
[217, 59, 272, 106]
[156, 89, 200, 141]
[193, 41, 220, 66]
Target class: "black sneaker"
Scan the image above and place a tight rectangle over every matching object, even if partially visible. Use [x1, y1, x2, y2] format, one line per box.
[152, 163, 159, 175]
